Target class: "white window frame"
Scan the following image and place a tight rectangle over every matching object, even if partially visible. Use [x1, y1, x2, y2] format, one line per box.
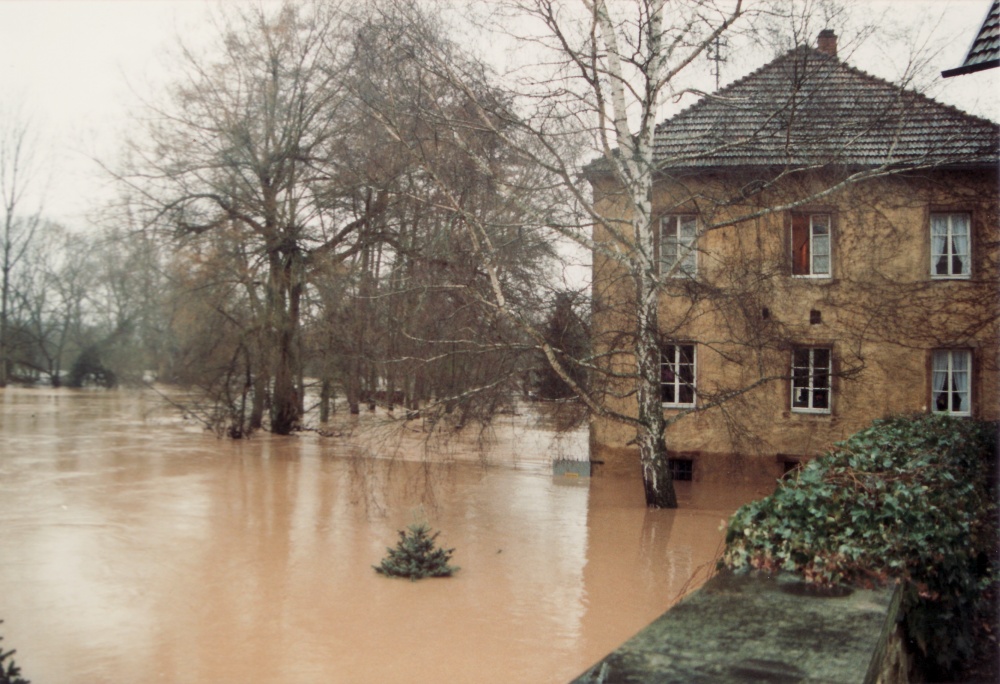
[930, 213, 971, 279]
[931, 349, 972, 416]
[791, 347, 832, 414]
[660, 344, 696, 408]
[660, 215, 697, 277]
[791, 213, 831, 278]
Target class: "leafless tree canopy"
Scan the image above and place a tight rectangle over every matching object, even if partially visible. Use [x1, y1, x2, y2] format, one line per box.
[4, 1, 995, 511]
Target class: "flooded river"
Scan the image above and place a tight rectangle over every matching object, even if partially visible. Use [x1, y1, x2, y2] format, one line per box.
[0, 387, 770, 683]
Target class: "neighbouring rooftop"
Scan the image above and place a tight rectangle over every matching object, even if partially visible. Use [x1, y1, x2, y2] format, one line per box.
[942, 0, 1000, 77]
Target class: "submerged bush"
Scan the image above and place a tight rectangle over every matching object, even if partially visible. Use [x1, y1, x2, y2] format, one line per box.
[67, 346, 116, 389]
[374, 523, 459, 580]
[720, 414, 997, 676]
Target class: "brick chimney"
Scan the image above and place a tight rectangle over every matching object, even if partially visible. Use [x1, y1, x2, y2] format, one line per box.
[817, 29, 837, 57]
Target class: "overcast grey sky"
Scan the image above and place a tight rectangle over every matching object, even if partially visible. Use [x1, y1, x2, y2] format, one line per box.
[0, 0, 996, 227]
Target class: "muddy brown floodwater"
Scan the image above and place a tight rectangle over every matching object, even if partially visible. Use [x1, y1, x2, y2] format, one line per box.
[0, 387, 772, 684]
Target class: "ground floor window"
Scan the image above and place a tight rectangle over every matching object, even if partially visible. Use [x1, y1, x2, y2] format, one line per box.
[661, 344, 696, 407]
[791, 347, 831, 413]
[932, 349, 971, 416]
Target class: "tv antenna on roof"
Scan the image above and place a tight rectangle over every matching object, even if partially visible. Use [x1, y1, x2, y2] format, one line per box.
[707, 35, 729, 91]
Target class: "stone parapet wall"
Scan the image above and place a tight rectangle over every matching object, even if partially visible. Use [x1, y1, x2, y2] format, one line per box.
[571, 571, 907, 683]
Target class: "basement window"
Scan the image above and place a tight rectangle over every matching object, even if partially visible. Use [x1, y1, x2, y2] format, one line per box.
[782, 460, 802, 477]
[668, 458, 694, 481]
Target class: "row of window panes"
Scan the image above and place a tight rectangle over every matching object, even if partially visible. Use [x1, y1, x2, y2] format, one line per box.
[660, 345, 970, 416]
[659, 212, 971, 278]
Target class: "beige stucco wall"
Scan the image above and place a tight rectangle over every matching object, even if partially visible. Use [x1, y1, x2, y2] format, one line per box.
[589, 168, 999, 482]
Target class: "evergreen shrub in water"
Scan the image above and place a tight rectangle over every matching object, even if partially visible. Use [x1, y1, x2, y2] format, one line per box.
[720, 414, 997, 676]
[374, 523, 459, 580]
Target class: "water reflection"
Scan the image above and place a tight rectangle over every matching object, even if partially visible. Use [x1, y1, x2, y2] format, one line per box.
[0, 387, 771, 683]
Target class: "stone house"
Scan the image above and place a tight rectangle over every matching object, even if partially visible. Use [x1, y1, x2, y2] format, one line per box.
[589, 32, 1000, 481]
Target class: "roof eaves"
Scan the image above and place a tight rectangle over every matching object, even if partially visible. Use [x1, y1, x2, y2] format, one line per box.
[942, 0, 1000, 78]
[941, 58, 1000, 78]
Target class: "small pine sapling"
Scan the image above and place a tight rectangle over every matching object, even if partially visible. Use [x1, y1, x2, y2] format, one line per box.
[374, 523, 459, 580]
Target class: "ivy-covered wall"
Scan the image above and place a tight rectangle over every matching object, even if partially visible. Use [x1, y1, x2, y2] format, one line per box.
[590, 169, 1000, 481]
[721, 414, 998, 678]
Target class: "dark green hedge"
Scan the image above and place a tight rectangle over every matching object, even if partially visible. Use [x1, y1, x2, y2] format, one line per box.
[720, 414, 997, 675]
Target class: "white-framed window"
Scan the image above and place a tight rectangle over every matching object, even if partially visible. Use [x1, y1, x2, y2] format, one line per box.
[791, 213, 831, 276]
[661, 343, 696, 407]
[932, 349, 971, 416]
[791, 347, 831, 413]
[930, 213, 971, 278]
[660, 215, 697, 277]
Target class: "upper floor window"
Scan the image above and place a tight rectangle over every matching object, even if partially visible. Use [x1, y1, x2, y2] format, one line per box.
[661, 343, 696, 407]
[930, 213, 970, 279]
[791, 347, 831, 413]
[660, 215, 697, 277]
[791, 213, 831, 277]
[932, 349, 971, 416]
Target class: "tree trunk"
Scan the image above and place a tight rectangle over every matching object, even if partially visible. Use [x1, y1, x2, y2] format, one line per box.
[634, 292, 677, 508]
[319, 378, 333, 423]
[270, 255, 302, 435]
[0, 259, 9, 388]
[296, 333, 305, 416]
[272, 356, 298, 434]
[386, 375, 396, 413]
[347, 356, 361, 415]
[637, 412, 676, 508]
[250, 370, 268, 430]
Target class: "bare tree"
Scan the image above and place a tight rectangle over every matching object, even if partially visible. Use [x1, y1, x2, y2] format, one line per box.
[344, 4, 559, 428]
[8, 222, 93, 385]
[120, 1, 396, 434]
[0, 105, 43, 387]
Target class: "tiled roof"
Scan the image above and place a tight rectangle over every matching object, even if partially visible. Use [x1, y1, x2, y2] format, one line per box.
[653, 45, 999, 171]
[942, 0, 999, 77]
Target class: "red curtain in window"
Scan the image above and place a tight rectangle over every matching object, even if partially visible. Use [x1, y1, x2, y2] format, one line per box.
[791, 214, 809, 275]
